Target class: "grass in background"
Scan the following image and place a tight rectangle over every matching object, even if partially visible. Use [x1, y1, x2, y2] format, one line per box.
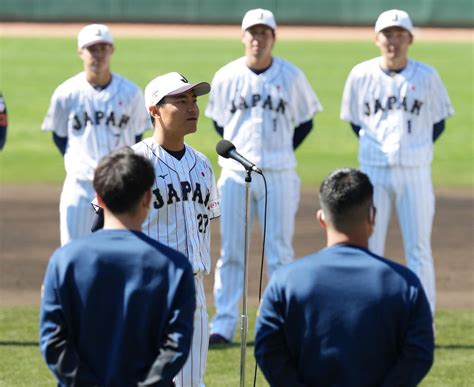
[0, 305, 472, 385]
[0, 37, 472, 187]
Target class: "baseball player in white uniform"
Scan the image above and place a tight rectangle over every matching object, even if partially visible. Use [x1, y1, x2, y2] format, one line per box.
[205, 8, 322, 344]
[340, 9, 454, 314]
[42, 24, 149, 246]
[136, 72, 219, 387]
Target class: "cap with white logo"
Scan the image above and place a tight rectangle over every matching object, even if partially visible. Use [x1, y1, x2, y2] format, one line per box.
[375, 9, 413, 34]
[144, 72, 211, 108]
[78, 24, 113, 49]
[241, 8, 277, 31]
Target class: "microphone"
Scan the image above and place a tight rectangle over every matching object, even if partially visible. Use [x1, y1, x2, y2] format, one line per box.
[216, 140, 262, 174]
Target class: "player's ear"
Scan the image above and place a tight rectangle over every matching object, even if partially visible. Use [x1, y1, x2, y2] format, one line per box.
[367, 204, 376, 238]
[374, 30, 386, 46]
[149, 105, 160, 119]
[143, 189, 152, 208]
[96, 193, 105, 208]
[317, 209, 327, 228]
[369, 205, 376, 225]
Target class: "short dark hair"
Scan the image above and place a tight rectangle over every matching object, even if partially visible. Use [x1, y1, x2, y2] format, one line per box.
[319, 168, 373, 230]
[93, 147, 155, 214]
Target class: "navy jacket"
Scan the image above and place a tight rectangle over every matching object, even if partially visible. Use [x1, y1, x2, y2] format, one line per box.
[40, 229, 195, 386]
[255, 244, 434, 387]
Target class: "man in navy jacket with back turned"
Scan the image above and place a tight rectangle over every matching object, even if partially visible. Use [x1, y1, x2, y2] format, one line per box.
[40, 148, 195, 386]
[255, 168, 434, 386]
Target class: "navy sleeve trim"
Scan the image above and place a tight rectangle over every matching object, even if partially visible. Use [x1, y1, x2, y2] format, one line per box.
[350, 122, 361, 137]
[433, 120, 445, 142]
[91, 207, 104, 232]
[293, 119, 313, 149]
[53, 133, 68, 156]
[213, 120, 224, 137]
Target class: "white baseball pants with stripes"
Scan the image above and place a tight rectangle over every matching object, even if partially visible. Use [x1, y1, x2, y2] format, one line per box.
[211, 168, 300, 341]
[59, 176, 96, 246]
[362, 164, 436, 314]
[175, 274, 208, 387]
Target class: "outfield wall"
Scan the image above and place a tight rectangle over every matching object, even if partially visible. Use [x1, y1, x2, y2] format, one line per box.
[2, 0, 473, 27]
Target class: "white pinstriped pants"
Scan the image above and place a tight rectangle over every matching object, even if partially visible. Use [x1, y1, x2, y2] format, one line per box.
[175, 274, 208, 387]
[362, 164, 436, 314]
[211, 168, 300, 340]
[59, 176, 96, 246]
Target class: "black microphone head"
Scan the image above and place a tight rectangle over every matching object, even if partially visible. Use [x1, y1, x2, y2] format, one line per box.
[216, 139, 236, 158]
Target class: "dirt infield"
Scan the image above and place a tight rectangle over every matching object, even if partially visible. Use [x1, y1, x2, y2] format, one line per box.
[0, 185, 472, 309]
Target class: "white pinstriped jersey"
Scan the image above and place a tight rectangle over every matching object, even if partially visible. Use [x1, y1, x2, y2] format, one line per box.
[341, 58, 454, 167]
[42, 72, 150, 180]
[133, 138, 220, 274]
[205, 57, 322, 170]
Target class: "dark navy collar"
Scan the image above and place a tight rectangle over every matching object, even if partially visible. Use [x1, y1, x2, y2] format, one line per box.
[379, 66, 405, 77]
[248, 60, 273, 75]
[162, 146, 186, 160]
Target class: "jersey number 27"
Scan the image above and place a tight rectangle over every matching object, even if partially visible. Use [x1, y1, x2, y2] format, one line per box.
[197, 213, 209, 233]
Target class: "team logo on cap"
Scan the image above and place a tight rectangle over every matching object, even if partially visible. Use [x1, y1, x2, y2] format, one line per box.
[179, 74, 189, 84]
[95, 29, 102, 37]
[392, 14, 399, 21]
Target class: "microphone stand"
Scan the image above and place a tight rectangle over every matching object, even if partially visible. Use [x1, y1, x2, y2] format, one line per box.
[240, 168, 252, 387]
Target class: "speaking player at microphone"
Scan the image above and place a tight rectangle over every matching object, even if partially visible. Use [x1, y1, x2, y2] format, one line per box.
[205, 7, 323, 345]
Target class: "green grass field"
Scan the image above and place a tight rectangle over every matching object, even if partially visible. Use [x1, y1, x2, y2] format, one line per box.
[0, 306, 472, 386]
[0, 37, 472, 186]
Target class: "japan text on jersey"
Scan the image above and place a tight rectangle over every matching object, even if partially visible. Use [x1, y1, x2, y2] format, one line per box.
[206, 57, 322, 170]
[341, 58, 454, 167]
[41, 73, 150, 180]
[133, 138, 220, 274]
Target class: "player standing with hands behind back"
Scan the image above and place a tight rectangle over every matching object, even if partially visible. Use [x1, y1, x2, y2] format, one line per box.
[340, 10, 454, 315]
[42, 24, 150, 245]
[255, 168, 434, 386]
[40, 148, 195, 386]
[206, 8, 322, 345]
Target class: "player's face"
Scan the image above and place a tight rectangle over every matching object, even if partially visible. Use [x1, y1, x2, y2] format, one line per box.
[79, 43, 114, 74]
[375, 27, 412, 64]
[242, 25, 275, 61]
[157, 89, 200, 136]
